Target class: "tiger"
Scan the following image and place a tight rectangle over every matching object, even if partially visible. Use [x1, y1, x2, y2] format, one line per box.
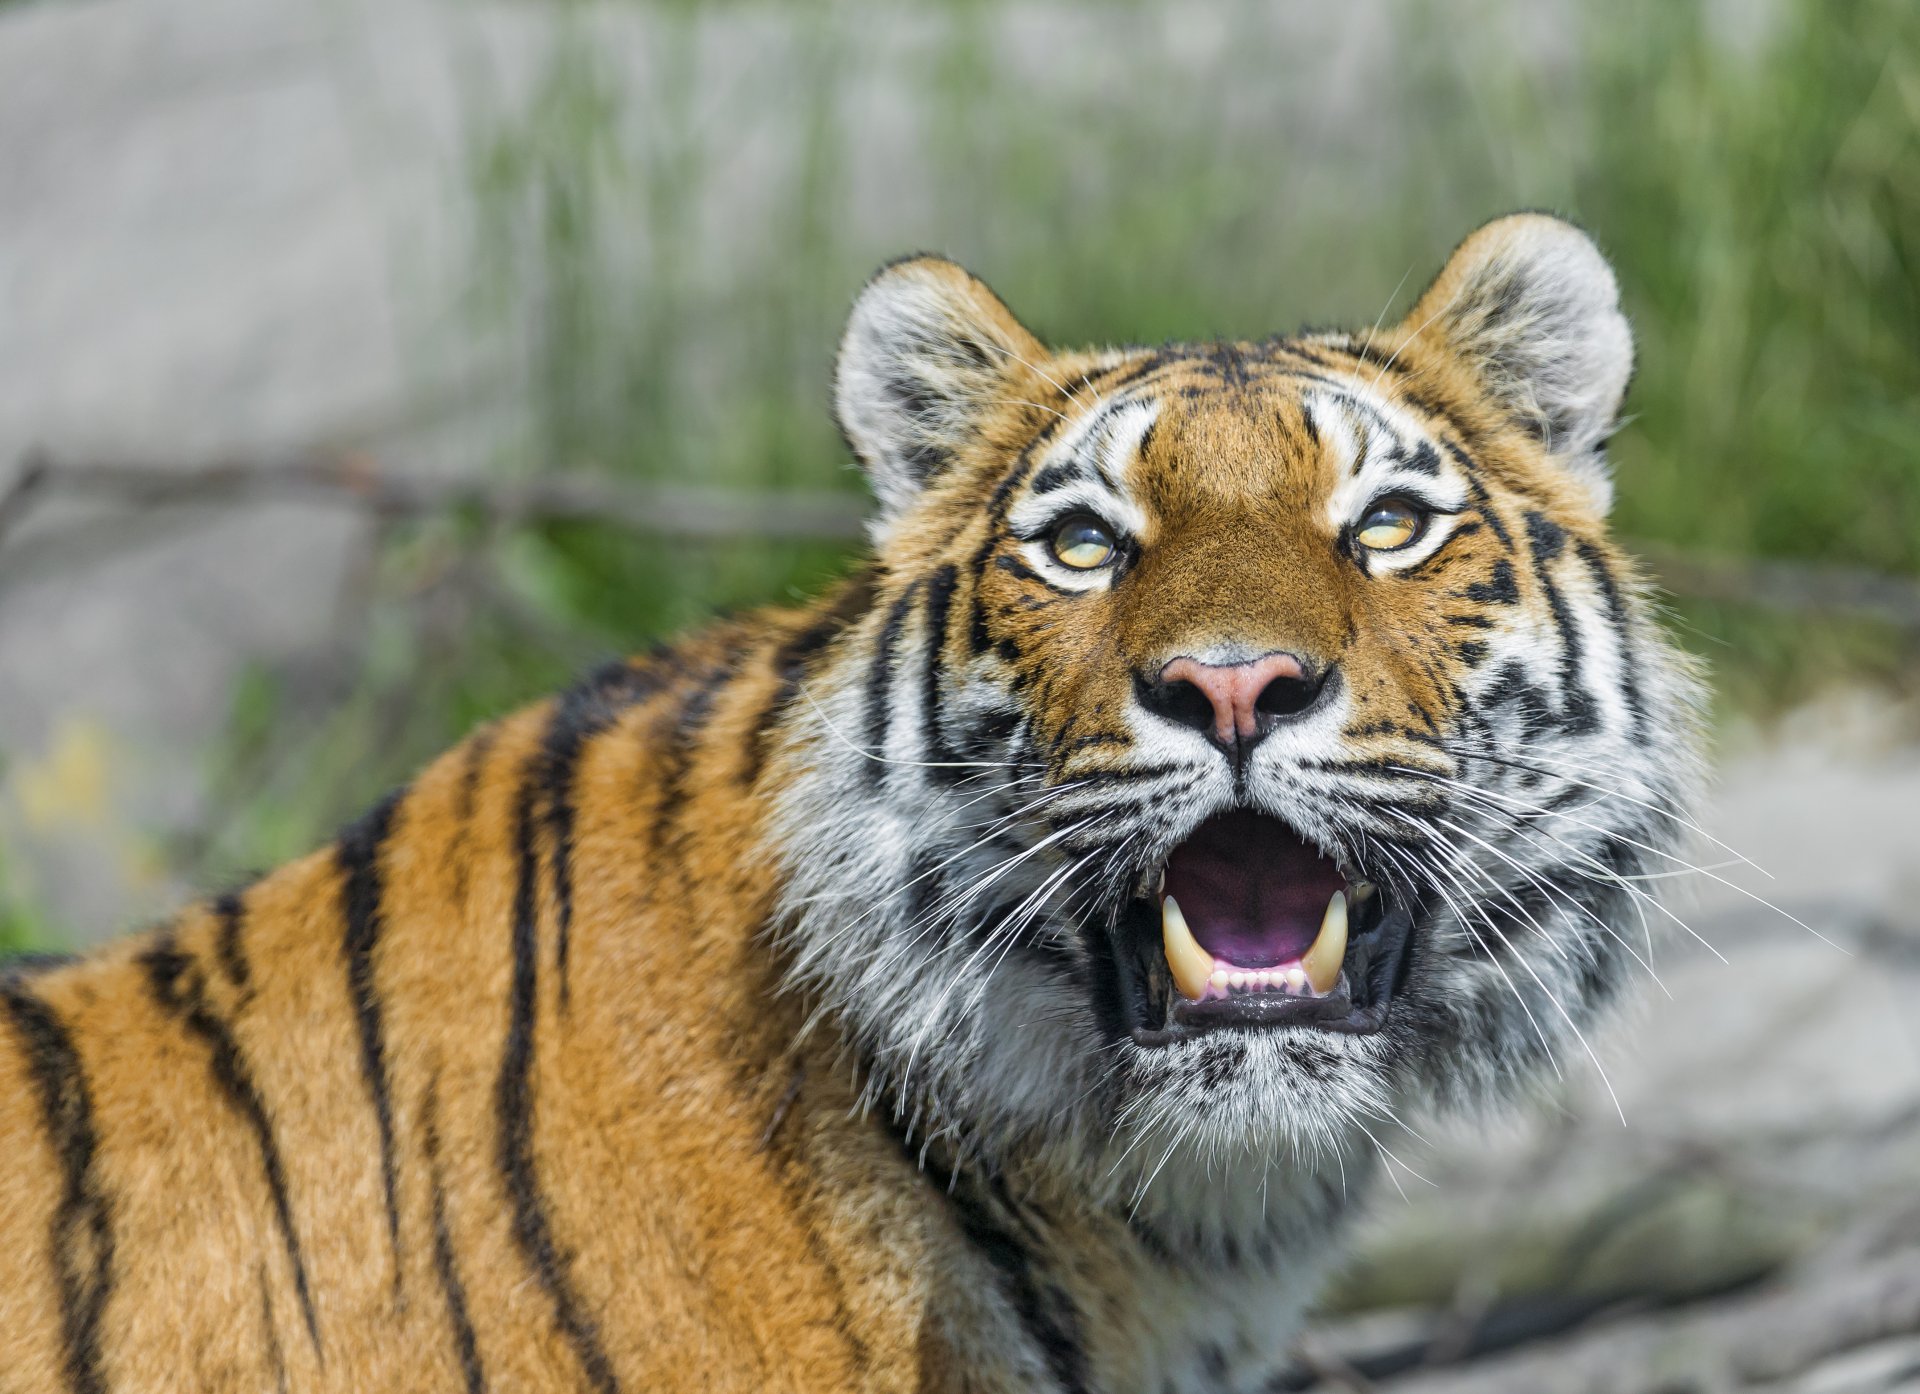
[0, 212, 1702, 1394]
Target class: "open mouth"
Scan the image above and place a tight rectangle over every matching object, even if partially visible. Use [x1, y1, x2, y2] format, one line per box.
[1111, 810, 1416, 1046]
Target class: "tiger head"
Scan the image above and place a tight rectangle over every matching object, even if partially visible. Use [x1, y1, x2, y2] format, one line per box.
[773, 215, 1702, 1223]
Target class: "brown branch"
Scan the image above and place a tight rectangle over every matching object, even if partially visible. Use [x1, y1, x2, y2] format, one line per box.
[7, 453, 1919, 631]
[0, 450, 52, 542]
[1633, 540, 1920, 631]
[0, 452, 870, 546]
[1290, 1336, 1382, 1393]
[1358, 1247, 1920, 1392]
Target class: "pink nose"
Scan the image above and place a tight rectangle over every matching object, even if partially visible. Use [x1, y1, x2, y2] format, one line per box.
[1159, 653, 1311, 746]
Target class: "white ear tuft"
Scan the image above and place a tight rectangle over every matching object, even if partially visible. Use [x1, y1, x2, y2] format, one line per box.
[1403, 214, 1634, 513]
[834, 257, 1045, 521]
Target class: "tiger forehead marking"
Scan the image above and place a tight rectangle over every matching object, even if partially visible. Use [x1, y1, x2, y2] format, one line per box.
[2, 215, 1700, 1394]
[970, 363, 1516, 780]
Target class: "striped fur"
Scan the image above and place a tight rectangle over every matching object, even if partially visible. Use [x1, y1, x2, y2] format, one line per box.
[0, 215, 1702, 1392]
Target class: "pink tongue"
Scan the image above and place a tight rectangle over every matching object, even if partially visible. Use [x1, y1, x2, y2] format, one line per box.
[1162, 810, 1344, 968]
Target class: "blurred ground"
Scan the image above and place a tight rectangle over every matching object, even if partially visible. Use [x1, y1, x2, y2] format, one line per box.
[1292, 693, 1920, 1392]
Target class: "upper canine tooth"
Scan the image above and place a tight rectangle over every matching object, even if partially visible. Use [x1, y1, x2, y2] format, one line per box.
[1161, 896, 1214, 1002]
[1302, 890, 1347, 995]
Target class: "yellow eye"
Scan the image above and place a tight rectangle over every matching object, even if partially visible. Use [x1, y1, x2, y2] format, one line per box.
[1049, 515, 1118, 570]
[1354, 498, 1425, 552]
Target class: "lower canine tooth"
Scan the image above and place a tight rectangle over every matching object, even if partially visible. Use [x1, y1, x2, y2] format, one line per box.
[1160, 896, 1214, 1001]
[1303, 890, 1348, 994]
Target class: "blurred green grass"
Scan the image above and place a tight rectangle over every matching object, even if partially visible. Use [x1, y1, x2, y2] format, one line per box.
[460, 0, 1917, 602]
[6, 0, 1915, 936]
[447, 0, 1916, 706]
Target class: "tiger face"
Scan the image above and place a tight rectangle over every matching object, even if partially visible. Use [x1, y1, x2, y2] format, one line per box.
[775, 216, 1701, 1222]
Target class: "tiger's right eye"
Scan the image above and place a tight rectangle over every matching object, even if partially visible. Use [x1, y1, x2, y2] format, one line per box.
[1354, 497, 1426, 552]
[1049, 515, 1118, 570]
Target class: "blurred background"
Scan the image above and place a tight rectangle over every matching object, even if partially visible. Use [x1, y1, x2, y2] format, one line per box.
[2, 0, 1917, 1387]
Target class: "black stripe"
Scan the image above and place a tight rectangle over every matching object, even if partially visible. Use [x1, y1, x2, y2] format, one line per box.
[1029, 459, 1088, 495]
[1576, 539, 1648, 736]
[1334, 392, 1408, 462]
[0, 982, 114, 1394]
[919, 565, 963, 783]
[423, 1078, 487, 1394]
[541, 657, 678, 1009]
[1401, 440, 1441, 476]
[1337, 335, 1405, 375]
[1454, 455, 1514, 549]
[1524, 512, 1599, 735]
[336, 788, 406, 1300]
[497, 745, 621, 1394]
[213, 890, 250, 995]
[747, 573, 878, 785]
[881, 1121, 1091, 1394]
[1059, 761, 1188, 789]
[145, 943, 321, 1356]
[963, 397, 1092, 656]
[1133, 415, 1159, 462]
[1084, 350, 1175, 395]
[1524, 509, 1566, 562]
[1209, 339, 1251, 386]
[1391, 385, 1496, 463]
[650, 642, 755, 859]
[451, 726, 499, 912]
[1246, 365, 1351, 394]
[1476, 660, 1561, 740]
[142, 937, 322, 1357]
[258, 1262, 289, 1394]
[1463, 558, 1520, 605]
[1298, 400, 1321, 448]
[993, 552, 1073, 593]
[863, 583, 921, 786]
[965, 532, 1005, 656]
[1268, 340, 1335, 371]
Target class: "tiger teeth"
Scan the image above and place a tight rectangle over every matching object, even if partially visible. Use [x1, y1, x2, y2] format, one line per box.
[1160, 895, 1215, 1002]
[1302, 890, 1347, 995]
[1161, 887, 1352, 1003]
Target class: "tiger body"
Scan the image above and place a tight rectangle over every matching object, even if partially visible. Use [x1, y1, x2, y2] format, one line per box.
[1, 216, 1702, 1393]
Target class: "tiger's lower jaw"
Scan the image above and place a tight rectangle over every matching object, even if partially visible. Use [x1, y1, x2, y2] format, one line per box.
[1095, 811, 1418, 1047]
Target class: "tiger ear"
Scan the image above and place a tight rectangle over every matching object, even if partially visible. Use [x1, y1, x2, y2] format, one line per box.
[834, 256, 1046, 521]
[1400, 214, 1633, 513]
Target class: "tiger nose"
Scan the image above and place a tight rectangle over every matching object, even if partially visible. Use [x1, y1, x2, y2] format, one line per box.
[1139, 653, 1331, 753]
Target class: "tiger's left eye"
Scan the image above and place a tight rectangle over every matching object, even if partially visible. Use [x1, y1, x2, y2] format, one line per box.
[1354, 498, 1426, 552]
[1050, 515, 1118, 570]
